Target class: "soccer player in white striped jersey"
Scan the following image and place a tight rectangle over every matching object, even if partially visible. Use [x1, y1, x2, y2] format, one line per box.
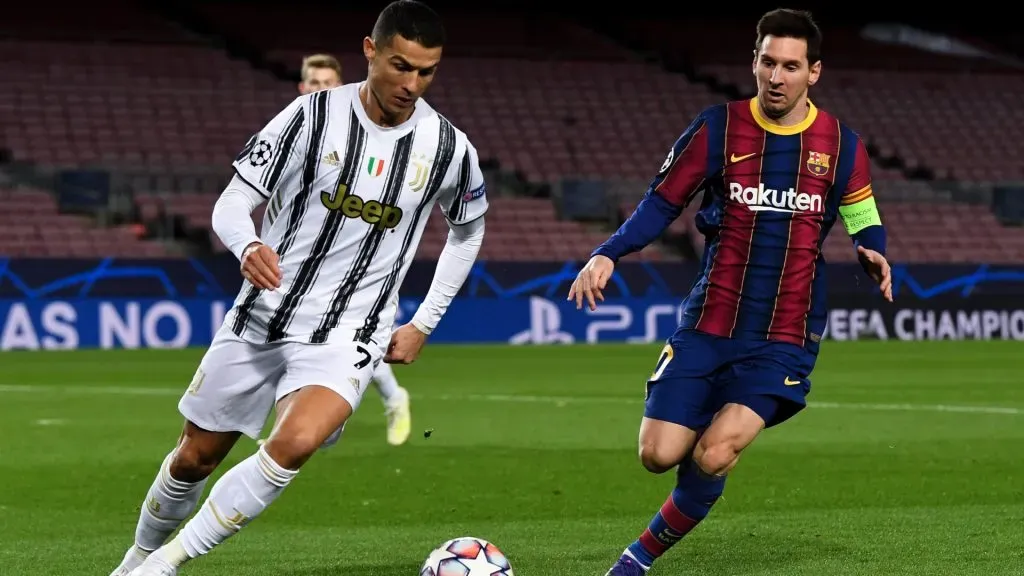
[297, 51, 413, 447]
[112, 2, 486, 574]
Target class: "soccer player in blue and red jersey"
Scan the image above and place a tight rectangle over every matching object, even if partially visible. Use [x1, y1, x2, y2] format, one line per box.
[568, 9, 893, 575]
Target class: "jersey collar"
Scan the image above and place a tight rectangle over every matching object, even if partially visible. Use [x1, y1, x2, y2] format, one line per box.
[353, 81, 429, 136]
[749, 97, 818, 135]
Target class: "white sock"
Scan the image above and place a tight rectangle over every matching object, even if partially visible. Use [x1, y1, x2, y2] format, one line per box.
[372, 363, 402, 404]
[159, 446, 297, 567]
[134, 450, 208, 551]
[622, 548, 650, 570]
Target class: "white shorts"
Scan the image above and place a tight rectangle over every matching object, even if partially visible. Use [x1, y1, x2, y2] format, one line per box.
[178, 324, 382, 440]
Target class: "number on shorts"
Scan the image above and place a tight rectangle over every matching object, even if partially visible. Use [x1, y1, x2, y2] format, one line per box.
[353, 345, 372, 369]
[649, 343, 674, 381]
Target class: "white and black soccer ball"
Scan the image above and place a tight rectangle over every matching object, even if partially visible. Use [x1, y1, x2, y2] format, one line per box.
[420, 537, 514, 576]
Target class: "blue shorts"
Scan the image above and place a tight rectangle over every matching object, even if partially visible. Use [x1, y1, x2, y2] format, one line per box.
[644, 329, 815, 430]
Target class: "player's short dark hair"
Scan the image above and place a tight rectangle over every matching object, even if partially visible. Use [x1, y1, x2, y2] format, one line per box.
[755, 8, 822, 65]
[372, 1, 446, 49]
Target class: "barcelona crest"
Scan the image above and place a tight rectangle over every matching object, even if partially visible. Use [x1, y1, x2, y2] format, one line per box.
[806, 151, 830, 176]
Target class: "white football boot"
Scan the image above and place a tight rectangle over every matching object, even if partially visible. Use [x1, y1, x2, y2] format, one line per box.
[128, 554, 178, 576]
[109, 545, 149, 576]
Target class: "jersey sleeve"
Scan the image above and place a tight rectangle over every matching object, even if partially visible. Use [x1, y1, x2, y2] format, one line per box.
[838, 137, 882, 235]
[437, 139, 488, 226]
[650, 111, 711, 207]
[231, 96, 308, 199]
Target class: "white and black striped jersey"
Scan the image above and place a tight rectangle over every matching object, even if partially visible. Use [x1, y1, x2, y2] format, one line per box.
[225, 82, 488, 348]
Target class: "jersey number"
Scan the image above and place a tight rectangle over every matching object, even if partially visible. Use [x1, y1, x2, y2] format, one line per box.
[649, 344, 674, 382]
[353, 345, 372, 369]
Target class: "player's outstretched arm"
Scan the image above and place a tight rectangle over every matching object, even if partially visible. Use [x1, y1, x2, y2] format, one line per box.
[839, 138, 892, 301]
[569, 191, 683, 311]
[571, 112, 712, 310]
[386, 216, 485, 364]
[855, 244, 891, 301]
[568, 254, 615, 311]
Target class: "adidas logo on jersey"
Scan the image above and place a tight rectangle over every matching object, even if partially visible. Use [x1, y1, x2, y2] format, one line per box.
[321, 183, 404, 231]
[322, 150, 342, 166]
[728, 182, 823, 214]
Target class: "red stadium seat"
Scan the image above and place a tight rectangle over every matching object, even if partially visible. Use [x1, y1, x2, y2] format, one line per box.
[0, 187, 176, 258]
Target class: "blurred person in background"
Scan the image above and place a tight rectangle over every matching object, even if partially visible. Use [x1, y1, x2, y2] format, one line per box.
[297, 53, 343, 95]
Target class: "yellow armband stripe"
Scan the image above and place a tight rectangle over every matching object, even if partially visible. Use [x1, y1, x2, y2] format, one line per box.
[841, 184, 873, 206]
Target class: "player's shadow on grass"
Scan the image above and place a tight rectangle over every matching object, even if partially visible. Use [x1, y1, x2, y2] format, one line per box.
[279, 561, 422, 575]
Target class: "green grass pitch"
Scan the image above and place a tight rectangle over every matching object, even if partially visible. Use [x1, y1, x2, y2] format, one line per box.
[1, 341, 1022, 575]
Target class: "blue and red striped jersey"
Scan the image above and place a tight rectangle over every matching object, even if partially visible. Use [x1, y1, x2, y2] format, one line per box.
[651, 98, 874, 352]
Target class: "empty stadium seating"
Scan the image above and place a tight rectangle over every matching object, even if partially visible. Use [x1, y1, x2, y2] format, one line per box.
[0, 40, 292, 169]
[1, 5, 1022, 264]
[0, 187, 173, 258]
[196, 6, 634, 61]
[874, 202, 1024, 264]
[0, 1, 187, 43]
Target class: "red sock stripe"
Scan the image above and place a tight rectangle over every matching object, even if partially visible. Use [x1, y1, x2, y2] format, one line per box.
[660, 497, 699, 534]
[639, 528, 668, 555]
[637, 497, 701, 557]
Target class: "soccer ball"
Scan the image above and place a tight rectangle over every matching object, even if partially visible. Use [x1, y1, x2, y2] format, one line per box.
[420, 537, 514, 576]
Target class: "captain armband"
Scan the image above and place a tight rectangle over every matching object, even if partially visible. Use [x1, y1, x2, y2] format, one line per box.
[838, 196, 882, 236]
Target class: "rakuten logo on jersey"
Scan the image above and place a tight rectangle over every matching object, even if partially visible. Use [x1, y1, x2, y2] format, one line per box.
[728, 182, 823, 214]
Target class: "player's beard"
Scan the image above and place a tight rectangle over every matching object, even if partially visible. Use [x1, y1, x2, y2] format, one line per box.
[759, 89, 805, 121]
[364, 83, 403, 125]
[758, 95, 786, 119]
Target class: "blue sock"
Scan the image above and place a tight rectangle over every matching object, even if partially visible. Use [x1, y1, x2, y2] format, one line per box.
[625, 458, 726, 567]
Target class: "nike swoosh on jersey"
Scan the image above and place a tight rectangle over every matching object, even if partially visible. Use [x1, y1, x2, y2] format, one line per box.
[730, 152, 757, 163]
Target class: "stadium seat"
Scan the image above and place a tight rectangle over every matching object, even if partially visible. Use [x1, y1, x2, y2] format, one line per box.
[0, 40, 293, 169]
[0, 187, 175, 257]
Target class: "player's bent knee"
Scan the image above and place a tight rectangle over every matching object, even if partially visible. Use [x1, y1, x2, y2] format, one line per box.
[169, 421, 240, 483]
[638, 417, 697, 474]
[263, 430, 327, 470]
[264, 420, 344, 469]
[170, 442, 225, 483]
[638, 437, 691, 474]
[690, 402, 768, 475]
[639, 443, 684, 474]
[692, 439, 741, 476]
[265, 384, 357, 469]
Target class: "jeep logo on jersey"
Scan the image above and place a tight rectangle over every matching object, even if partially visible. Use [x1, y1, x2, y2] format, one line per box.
[728, 182, 823, 214]
[321, 184, 403, 231]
